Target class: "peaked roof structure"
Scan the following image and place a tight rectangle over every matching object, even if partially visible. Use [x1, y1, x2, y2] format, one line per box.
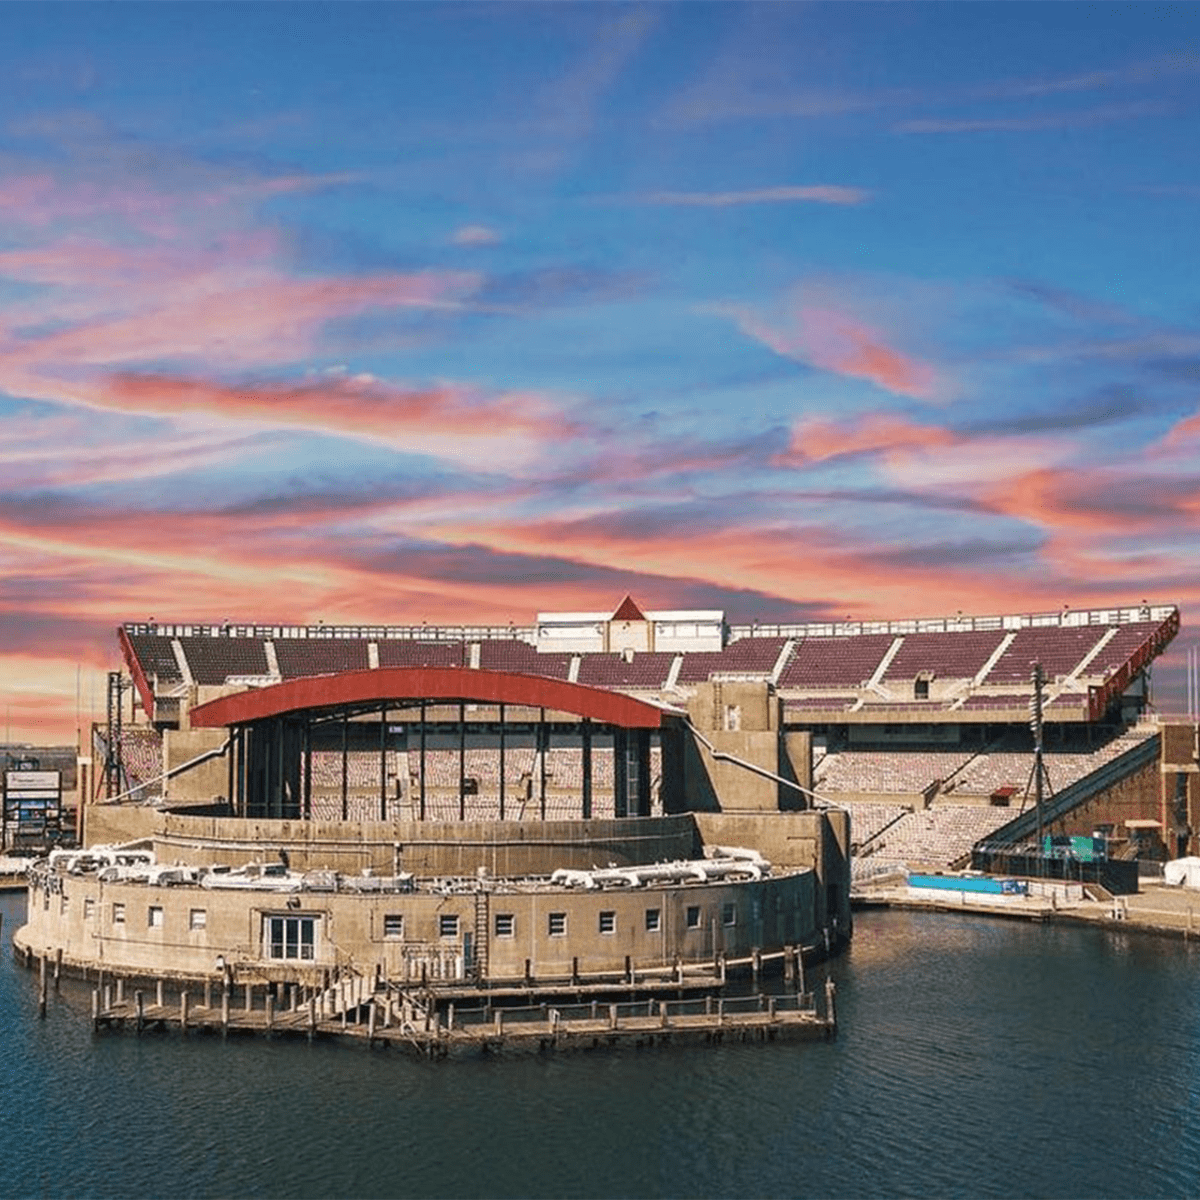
[611, 594, 646, 622]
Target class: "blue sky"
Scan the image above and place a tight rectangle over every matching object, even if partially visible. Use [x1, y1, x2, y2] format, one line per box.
[0, 2, 1198, 740]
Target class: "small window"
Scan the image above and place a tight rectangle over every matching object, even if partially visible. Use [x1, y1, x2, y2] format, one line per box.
[60, 894, 69, 916]
[548, 911, 567, 937]
[266, 915, 315, 960]
[189, 908, 207, 931]
[686, 905, 701, 929]
[439, 914, 459, 938]
[598, 910, 616, 935]
[645, 908, 661, 933]
[83, 898, 95, 920]
[722, 902, 736, 927]
[383, 914, 404, 939]
[494, 913, 515, 938]
[112, 903, 125, 925]
[148, 905, 164, 929]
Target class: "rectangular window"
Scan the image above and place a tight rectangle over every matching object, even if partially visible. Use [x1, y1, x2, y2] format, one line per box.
[189, 908, 207, 931]
[722, 902, 736, 927]
[686, 905, 701, 929]
[598, 910, 616, 935]
[494, 913, 515, 938]
[266, 915, 316, 960]
[548, 911, 567, 937]
[439, 914, 459, 939]
[383, 914, 404, 939]
[148, 905, 164, 929]
[84, 898, 95, 920]
[645, 908, 661, 933]
[112, 902, 125, 925]
[60, 894, 69, 916]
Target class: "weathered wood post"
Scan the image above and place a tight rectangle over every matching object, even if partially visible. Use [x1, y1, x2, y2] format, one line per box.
[608, 1002, 618, 1030]
[135, 990, 145, 1033]
[494, 1008, 504, 1036]
[156, 979, 164, 1008]
[265, 992, 275, 1034]
[447, 1002, 455, 1032]
[54, 948, 62, 990]
[203, 979, 211, 1010]
[38, 955, 48, 1018]
[308, 995, 317, 1040]
[115, 976, 125, 1005]
[91, 988, 100, 1028]
[752, 947, 761, 984]
[768, 996, 777, 1022]
[221, 988, 230, 1035]
[825, 976, 837, 1034]
[180, 990, 189, 1034]
[659, 1000, 669, 1028]
[103, 983, 112, 1012]
[367, 1002, 377, 1044]
[245, 982, 254, 1014]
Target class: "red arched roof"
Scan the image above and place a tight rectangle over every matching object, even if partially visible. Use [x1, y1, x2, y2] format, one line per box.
[188, 666, 666, 729]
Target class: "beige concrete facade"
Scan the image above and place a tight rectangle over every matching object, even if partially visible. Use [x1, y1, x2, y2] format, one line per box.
[18, 863, 816, 986]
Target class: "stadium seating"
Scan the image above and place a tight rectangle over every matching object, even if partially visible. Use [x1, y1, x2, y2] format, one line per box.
[577, 652, 675, 689]
[177, 636, 270, 685]
[377, 640, 465, 668]
[125, 634, 182, 685]
[275, 637, 369, 678]
[778, 635, 894, 688]
[882, 630, 1006, 681]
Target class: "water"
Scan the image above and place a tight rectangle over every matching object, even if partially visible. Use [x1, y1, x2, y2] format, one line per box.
[2, 891, 1198, 1199]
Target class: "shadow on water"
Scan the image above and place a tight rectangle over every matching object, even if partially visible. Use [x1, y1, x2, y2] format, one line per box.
[2, 892, 1198, 1199]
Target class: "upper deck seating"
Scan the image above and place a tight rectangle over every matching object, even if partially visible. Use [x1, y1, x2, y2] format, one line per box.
[676, 637, 787, 684]
[126, 634, 183, 685]
[779, 634, 894, 688]
[274, 638, 370, 679]
[377, 640, 465, 668]
[177, 636, 270, 685]
[982, 626, 1104, 684]
[1084, 622, 1162, 678]
[577, 652, 675, 689]
[477, 639, 573, 679]
[815, 748, 974, 795]
[882, 631, 1007, 682]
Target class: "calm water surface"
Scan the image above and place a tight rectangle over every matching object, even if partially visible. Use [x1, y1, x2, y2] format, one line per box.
[2, 892, 1198, 1199]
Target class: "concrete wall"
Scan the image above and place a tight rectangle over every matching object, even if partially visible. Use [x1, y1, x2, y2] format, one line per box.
[163, 728, 228, 804]
[693, 808, 851, 940]
[18, 866, 815, 985]
[82, 806, 703, 876]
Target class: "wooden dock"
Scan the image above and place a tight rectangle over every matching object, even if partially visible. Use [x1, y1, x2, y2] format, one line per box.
[88, 979, 837, 1057]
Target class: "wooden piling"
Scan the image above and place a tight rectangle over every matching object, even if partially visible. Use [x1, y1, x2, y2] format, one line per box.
[368, 1002, 377, 1043]
[54, 947, 62, 990]
[103, 983, 112, 1012]
[494, 1009, 504, 1036]
[203, 979, 211, 1010]
[156, 979, 164, 1008]
[447, 1003, 455, 1031]
[135, 990, 145, 1033]
[825, 977, 837, 1032]
[38, 955, 47, 1018]
[308, 995, 317, 1039]
[265, 993, 275, 1033]
[608, 1002, 618, 1030]
[115, 977, 124, 1005]
[180, 990, 189, 1034]
[244, 983, 254, 1014]
[659, 1000, 669, 1028]
[91, 988, 100, 1027]
[751, 947, 761, 983]
[221, 989, 230, 1035]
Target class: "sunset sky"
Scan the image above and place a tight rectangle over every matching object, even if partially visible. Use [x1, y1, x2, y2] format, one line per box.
[1, 2, 1199, 744]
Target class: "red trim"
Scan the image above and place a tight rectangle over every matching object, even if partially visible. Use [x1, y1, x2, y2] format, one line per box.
[188, 666, 665, 729]
[611, 594, 646, 622]
[118, 626, 156, 721]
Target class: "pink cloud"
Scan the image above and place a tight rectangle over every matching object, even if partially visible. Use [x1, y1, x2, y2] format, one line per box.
[781, 413, 958, 464]
[736, 303, 939, 399]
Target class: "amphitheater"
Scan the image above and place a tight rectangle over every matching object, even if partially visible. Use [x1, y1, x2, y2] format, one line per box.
[14, 595, 1185, 999]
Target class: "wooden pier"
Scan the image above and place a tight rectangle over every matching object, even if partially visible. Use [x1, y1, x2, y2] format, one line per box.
[88, 977, 837, 1057]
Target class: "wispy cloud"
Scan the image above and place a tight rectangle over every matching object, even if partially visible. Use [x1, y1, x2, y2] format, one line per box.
[733, 300, 940, 400]
[639, 185, 869, 207]
[896, 100, 1170, 134]
[451, 224, 502, 246]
